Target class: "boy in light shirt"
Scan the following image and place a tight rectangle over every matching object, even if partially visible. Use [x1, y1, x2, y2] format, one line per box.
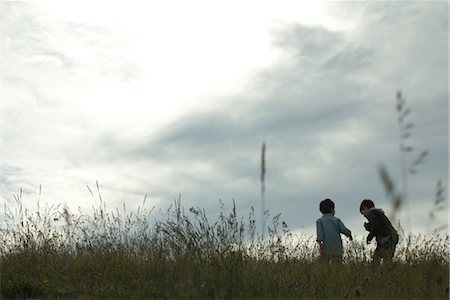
[316, 198, 353, 262]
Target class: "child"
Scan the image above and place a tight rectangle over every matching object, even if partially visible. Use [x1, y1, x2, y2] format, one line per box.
[360, 199, 399, 263]
[316, 198, 353, 262]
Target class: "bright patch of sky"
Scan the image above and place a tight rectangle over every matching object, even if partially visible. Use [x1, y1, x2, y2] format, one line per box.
[1, 1, 448, 240]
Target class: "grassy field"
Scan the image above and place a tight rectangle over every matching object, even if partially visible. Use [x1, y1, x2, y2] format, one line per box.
[0, 197, 448, 299]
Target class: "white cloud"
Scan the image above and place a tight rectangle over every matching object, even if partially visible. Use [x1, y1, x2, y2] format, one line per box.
[1, 1, 447, 238]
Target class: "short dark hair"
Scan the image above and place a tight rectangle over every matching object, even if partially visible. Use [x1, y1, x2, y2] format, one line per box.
[360, 199, 375, 212]
[320, 198, 335, 214]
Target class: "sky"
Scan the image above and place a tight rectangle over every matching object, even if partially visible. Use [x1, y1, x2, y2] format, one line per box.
[1, 1, 448, 240]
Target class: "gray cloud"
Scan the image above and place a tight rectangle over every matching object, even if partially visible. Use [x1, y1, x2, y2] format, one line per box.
[123, 2, 447, 233]
[3, 2, 138, 97]
[2, 1, 447, 237]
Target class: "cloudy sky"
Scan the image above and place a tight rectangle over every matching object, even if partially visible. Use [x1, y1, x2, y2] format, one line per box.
[1, 1, 448, 239]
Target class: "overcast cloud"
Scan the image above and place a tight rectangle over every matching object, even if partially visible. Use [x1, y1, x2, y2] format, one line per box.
[1, 1, 448, 239]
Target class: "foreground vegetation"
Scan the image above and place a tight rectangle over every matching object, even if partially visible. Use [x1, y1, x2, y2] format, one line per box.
[0, 195, 448, 299]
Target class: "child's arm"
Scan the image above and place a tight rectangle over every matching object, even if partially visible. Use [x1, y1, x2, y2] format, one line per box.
[316, 219, 324, 243]
[337, 219, 352, 240]
[316, 220, 326, 255]
[367, 212, 382, 242]
[364, 222, 370, 231]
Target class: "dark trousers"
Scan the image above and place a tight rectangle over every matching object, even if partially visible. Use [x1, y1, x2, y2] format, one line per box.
[320, 253, 343, 264]
[373, 239, 397, 264]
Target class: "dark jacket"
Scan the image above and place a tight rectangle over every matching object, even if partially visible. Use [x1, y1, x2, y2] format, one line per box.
[366, 208, 398, 245]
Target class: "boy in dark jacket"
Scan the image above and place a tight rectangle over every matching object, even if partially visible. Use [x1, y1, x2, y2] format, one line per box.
[360, 199, 399, 263]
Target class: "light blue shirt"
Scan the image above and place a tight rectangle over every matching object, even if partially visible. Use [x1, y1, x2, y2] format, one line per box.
[316, 214, 352, 256]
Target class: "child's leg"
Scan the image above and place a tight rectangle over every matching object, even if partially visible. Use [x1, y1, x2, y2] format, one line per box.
[320, 252, 331, 264]
[379, 240, 395, 263]
[386, 240, 396, 262]
[372, 245, 382, 264]
[330, 255, 342, 264]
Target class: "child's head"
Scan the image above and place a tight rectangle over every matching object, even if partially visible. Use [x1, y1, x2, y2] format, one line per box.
[360, 199, 375, 216]
[319, 198, 335, 215]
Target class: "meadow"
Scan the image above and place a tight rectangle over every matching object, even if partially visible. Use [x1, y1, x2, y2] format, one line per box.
[0, 193, 448, 299]
[1, 93, 448, 299]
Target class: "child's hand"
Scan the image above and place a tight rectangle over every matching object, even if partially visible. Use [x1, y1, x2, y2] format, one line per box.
[363, 222, 370, 231]
[349, 235, 353, 241]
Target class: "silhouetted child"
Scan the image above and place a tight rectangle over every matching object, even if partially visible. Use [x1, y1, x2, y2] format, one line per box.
[360, 199, 399, 263]
[316, 198, 353, 262]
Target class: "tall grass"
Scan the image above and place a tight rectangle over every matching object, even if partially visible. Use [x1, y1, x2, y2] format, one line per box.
[1, 91, 448, 299]
[260, 141, 266, 238]
[0, 193, 448, 299]
[379, 91, 446, 232]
